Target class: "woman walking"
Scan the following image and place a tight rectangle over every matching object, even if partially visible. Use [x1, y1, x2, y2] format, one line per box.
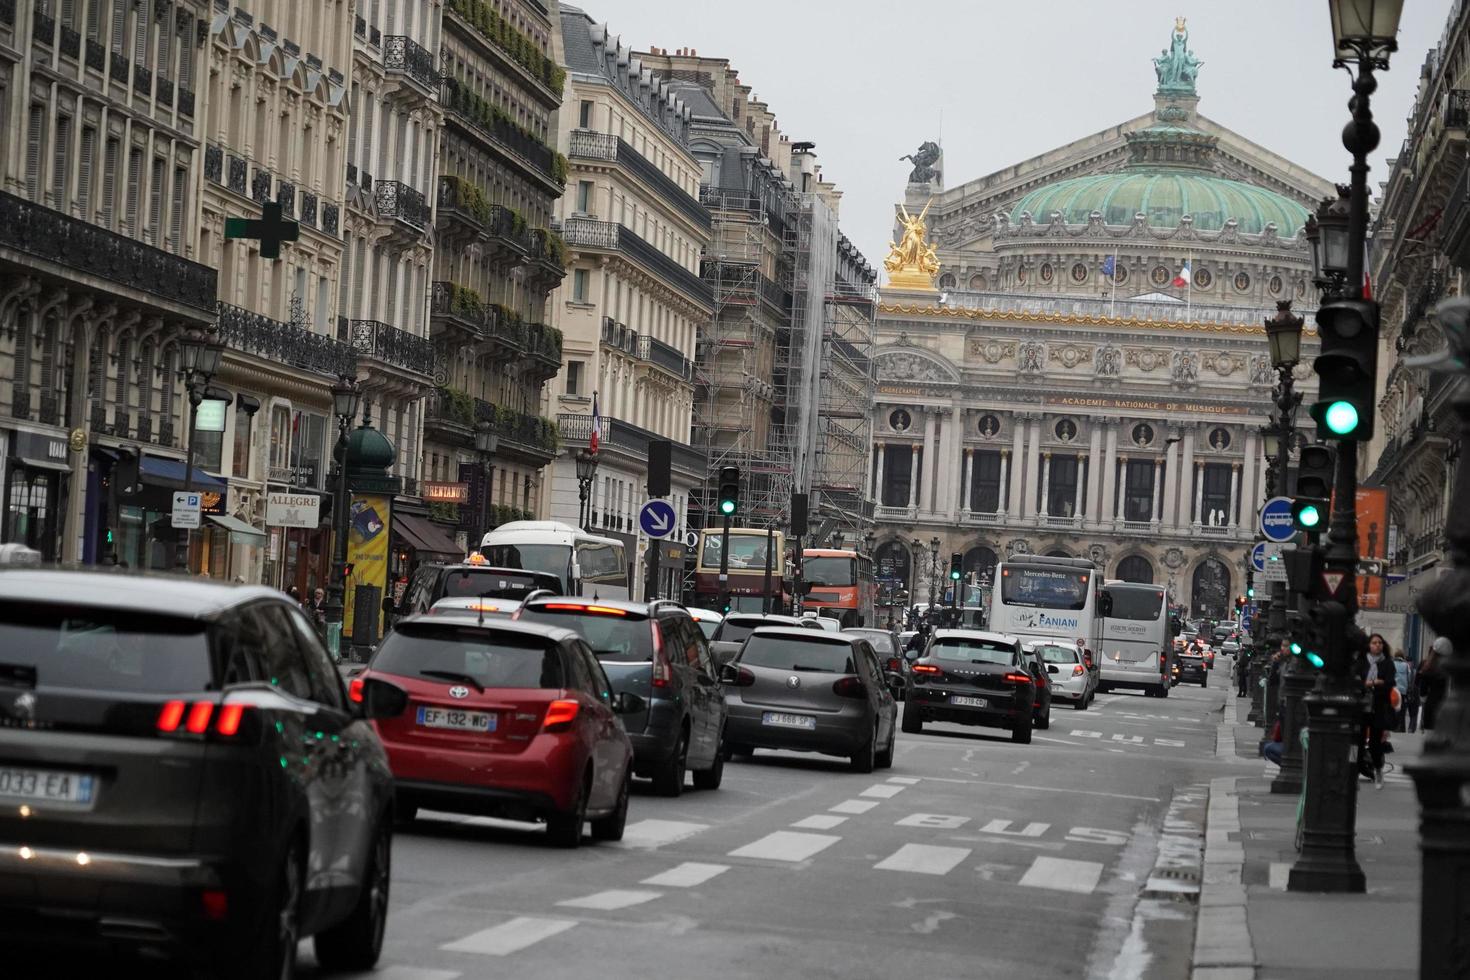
[1419, 636, 1452, 731]
[1360, 633, 1396, 788]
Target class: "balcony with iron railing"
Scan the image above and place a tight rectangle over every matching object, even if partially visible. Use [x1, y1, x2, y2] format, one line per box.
[375, 179, 431, 237]
[636, 334, 694, 382]
[557, 413, 706, 475]
[560, 217, 713, 307]
[1442, 165, 1470, 266]
[427, 388, 559, 461]
[429, 281, 527, 353]
[567, 129, 710, 229]
[441, 76, 567, 188]
[382, 35, 438, 95]
[338, 317, 435, 377]
[216, 302, 356, 377]
[523, 321, 563, 380]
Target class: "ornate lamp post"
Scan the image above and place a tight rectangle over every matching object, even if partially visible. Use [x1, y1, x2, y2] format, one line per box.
[575, 448, 599, 529]
[1289, 0, 1401, 895]
[475, 422, 498, 533]
[175, 325, 224, 570]
[928, 536, 940, 612]
[325, 373, 361, 661]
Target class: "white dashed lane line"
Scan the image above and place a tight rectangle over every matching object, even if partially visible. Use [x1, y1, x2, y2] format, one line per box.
[608, 819, 708, 849]
[639, 862, 730, 888]
[830, 799, 880, 814]
[860, 783, 906, 799]
[790, 814, 849, 830]
[728, 830, 842, 862]
[874, 843, 972, 875]
[556, 889, 663, 910]
[1017, 856, 1105, 894]
[441, 917, 578, 956]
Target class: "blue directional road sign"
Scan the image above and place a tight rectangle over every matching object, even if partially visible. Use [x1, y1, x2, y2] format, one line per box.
[1258, 496, 1296, 544]
[1251, 542, 1268, 573]
[638, 499, 677, 539]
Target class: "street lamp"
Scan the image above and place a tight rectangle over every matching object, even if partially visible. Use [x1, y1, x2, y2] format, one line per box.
[575, 448, 599, 529]
[325, 373, 361, 662]
[475, 421, 498, 534]
[928, 536, 940, 612]
[175, 325, 224, 570]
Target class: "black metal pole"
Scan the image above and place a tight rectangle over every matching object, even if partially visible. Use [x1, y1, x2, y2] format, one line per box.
[325, 418, 351, 662]
[761, 525, 774, 614]
[481, 452, 492, 537]
[1272, 360, 1311, 794]
[718, 513, 731, 612]
[1288, 55, 1376, 895]
[176, 385, 201, 570]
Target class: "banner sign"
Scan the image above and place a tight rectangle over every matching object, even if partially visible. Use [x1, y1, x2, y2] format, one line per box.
[423, 481, 470, 503]
[266, 491, 321, 529]
[344, 494, 391, 638]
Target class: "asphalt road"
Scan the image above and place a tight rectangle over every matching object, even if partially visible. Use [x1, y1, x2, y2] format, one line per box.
[295, 671, 1232, 980]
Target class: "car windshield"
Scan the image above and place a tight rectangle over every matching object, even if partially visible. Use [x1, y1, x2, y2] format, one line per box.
[514, 607, 653, 663]
[1001, 567, 1091, 610]
[0, 602, 212, 693]
[804, 556, 856, 587]
[740, 635, 855, 673]
[372, 625, 563, 688]
[1034, 644, 1080, 664]
[929, 637, 1017, 666]
[439, 568, 555, 600]
[695, 619, 719, 640]
[477, 544, 572, 590]
[848, 630, 896, 655]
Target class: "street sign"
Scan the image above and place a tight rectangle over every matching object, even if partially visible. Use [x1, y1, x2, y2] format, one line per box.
[1258, 496, 1296, 543]
[224, 201, 299, 260]
[684, 530, 699, 549]
[171, 491, 202, 529]
[638, 500, 676, 539]
[1321, 571, 1348, 597]
[1262, 542, 1292, 584]
[1357, 559, 1384, 576]
[1251, 542, 1267, 573]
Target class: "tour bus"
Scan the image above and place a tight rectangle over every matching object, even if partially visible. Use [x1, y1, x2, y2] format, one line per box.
[478, 521, 629, 600]
[1097, 581, 1175, 698]
[801, 548, 877, 627]
[693, 527, 787, 613]
[988, 555, 1101, 655]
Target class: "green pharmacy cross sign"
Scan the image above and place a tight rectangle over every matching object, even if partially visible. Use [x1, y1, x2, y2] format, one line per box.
[224, 201, 299, 260]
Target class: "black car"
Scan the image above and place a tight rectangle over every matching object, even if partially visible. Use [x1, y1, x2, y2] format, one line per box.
[398, 561, 563, 617]
[708, 613, 804, 665]
[902, 629, 1035, 744]
[1176, 649, 1209, 686]
[844, 627, 907, 699]
[1020, 645, 1054, 730]
[515, 597, 726, 796]
[0, 570, 399, 978]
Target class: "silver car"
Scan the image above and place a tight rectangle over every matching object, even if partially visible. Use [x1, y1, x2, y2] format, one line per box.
[721, 627, 901, 772]
[1026, 640, 1096, 709]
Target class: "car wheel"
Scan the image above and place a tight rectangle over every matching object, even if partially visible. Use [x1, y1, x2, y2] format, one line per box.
[1037, 701, 1051, 730]
[653, 731, 688, 797]
[590, 768, 631, 841]
[901, 703, 923, 734]
[723, 741, 752, 760]
[392, 798, 417, 827]
[1011, 721, 1033, 745]
[850, 723, 876, 773]
[1074, 693, 1088, 711]
[1161, 681, 1171, 699]
[875, 720, 896, 769]
[314, 816, 390, 971]
[227, 837, 302, 980]
[692, 748, 725, 790]
[546, 775, 588, 849]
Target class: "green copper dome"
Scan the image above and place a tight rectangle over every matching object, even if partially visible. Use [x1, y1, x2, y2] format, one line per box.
[1009, 170, 1309, 237]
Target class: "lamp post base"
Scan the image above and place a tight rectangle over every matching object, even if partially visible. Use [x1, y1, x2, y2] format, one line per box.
[1247, 658, 1265, 725]
[1270, 662, 1313, 794]
[1287, 688, 1366, 893]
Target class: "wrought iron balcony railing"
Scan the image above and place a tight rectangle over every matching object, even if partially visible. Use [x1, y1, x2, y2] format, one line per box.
[375, 179, 431, 230]
[339, 318, 435, 376]
[567, 129, 710, 229]
[636, 334, 693, 381]
[440, 76, 566, 187]
[557, 413, 705, 473]
[560, 217, 713, 307]
[382, 35, 438, 91]
[216, 301, 356, 377]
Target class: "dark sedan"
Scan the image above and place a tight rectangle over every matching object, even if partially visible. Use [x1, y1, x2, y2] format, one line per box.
[902, 630, 1035, 744]
[1176, 649, 1209, 686]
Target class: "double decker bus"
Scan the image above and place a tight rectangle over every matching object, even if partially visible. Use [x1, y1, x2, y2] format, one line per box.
[988, 555, 1101, 654]
[801, 548, 876, 628]
[693, 527, 788, 613]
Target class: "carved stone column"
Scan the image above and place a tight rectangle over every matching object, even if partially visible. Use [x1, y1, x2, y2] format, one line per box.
[1039, 452, 1052, 517]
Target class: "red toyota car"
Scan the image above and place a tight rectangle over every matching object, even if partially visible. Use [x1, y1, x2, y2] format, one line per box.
[354, 615, 644, 848]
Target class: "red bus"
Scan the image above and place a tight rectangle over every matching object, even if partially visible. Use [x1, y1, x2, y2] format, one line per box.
[801, 548, 876, 628]
[693, 527, 788, 613]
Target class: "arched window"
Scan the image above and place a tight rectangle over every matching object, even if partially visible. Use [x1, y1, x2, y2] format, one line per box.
[1191, 558, 1231, 620]
[1116, 555, 1154, 583]
[939, 273, 956, 289]
[875, 540, 911, 589]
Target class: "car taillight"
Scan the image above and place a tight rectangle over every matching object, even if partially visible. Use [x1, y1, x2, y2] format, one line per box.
[832, 676, 867, 699]
[729, 667, 755, 687]
[349, 677, 365, 703]
[886, 657, 902, 672]
[911, 663, 942, 675]
[651, 620, 671, 688]
[200, 889, 229, 921]
[542, 699, 581, 732]
[1072, 665, 1085, 677]
[157, 700, 250, 739]
[1003, 672, 1033, 686]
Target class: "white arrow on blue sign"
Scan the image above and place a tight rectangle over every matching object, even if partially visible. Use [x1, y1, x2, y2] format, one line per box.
[1251, 541, 1268, 573]
[1258, 496, 1297, 544]
[638, 500, 677, 539]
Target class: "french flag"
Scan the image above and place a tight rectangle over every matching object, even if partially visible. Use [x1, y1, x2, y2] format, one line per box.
[589, 391, 600, 454]
[1172, 259, 1192, 288]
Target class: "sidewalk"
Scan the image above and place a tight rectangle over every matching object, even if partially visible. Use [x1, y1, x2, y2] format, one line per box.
[1193, 694, 1421, 979]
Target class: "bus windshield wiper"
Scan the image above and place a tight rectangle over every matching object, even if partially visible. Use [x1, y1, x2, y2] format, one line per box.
[419, 669, 484, 693]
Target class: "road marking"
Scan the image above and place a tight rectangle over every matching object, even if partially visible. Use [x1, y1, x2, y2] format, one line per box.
[641, 862, 729, 888]
[1018, 856, 1104, 894]
[887, 776, 921, 784]
[1110, 734, 1144, 744]
[875, 843, 972, 875]
[830, 799, 880, 814]
[611, 819, 708, 849]
[1269, 861, 1291, 890]
[897, 813, 969, 829]
[1071, 730, 1103, 738]
[921, 777, 1159, 802]
[442, 917, 577, 956]
[372, 969, 462, 980]
[1155, 738, 1186, 747]
[791, 814, 848, 830]
[860, 784, 905, 798]
[729, 831, 842, 862]
[557, 889, 663, 910]
[978, 819, 1050, 838]
[1034, 735, 1087, 746]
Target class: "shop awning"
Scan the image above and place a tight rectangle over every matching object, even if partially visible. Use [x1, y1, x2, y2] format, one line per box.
[14, 455, 72, 472]
[207, 514, 268, 546]
[140, 456, 227, 490]
[394, 512, 463, 560]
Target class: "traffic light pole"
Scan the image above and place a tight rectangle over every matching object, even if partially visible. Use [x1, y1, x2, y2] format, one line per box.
[718, 514, 731, 614]
[1267, 352, 1309, 795]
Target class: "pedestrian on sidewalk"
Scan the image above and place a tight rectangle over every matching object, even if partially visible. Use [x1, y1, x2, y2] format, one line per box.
[1392, 649, 1413, 732]
[1419, 636, 1451, 731]
[1236, 649, 1249, 697]
[1361, 633, 1396, 788]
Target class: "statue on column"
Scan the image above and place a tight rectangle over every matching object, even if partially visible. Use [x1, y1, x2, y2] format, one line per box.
[884, 200, 941, 291]
[1153, 17, 1202, 96]
[900, 142, 943, 186]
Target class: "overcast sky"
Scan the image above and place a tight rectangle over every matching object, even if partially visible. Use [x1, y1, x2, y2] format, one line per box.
[575, 0, 1450, 280]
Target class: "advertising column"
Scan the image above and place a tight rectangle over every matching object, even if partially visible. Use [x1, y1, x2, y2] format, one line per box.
[344, 494, 392, 645]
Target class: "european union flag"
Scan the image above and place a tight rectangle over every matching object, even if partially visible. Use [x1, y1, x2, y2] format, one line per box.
[1101, 255, 1116, 277]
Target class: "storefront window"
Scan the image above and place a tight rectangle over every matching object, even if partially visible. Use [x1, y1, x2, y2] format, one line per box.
[269, 405, 292, 476]
[292, 412, 326, 490]
[194, 424, 224, 472]
[233, 402, 254, 479]
[7, 469, 54, 557]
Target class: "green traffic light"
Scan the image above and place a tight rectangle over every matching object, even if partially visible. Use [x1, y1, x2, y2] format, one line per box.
[1298, 504, 1322, 528]
[1306, 652, 1325, 668]
[1289, 641, 1302, 655]
[719, 499, 736, 516]
[1324, 400, 1360, 435]
[1246, 587, 1255, 599]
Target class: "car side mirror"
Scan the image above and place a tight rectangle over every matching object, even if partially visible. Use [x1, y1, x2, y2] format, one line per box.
[718, 662, 740, 684]
[887, 676, 905, 698]
[904, 648, 920, 662]
[356, 677, 409, 720]
[614, 691, 646, 715]
[1098, 594, 1113, 617]
[1046, 664, 1059, 674]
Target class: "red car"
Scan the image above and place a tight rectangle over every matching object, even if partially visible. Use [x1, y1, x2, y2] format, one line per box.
[355, 615, 644, 848]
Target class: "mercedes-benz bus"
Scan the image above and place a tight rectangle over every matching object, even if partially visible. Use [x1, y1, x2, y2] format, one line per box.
[988, 555, 1100, 654]
[1097, 581, 1174, 698]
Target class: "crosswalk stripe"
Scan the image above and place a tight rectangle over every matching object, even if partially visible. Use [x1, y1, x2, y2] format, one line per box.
[874, 843, 972, 875]
[610, 819, 708, 849]
[860, 783, 905, 798]
[371, 969, 462, 980]
[729, 831, 841, 862]
[887, 776, 921, 784]
[791, 814, 848, 830]
[1017, 856, 1103, 894]
[640, 862, 729, 888]
[830, 799, 880, 814]
[556, 889, 663, 910]
[442, 917, 577, 956]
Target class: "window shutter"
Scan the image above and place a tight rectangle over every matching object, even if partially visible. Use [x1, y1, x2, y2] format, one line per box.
[169, 165, 185, 253]
[133, 0, 149, 66]
[85, 0, 101, 38]
[157, 6, 172, 78]
[25, 105, 44, 202]
[77, 126, 95, 218]
[110, 1, 125, 52]
[178, 22, 193, 88]
[125, 146, 142, 234]
[101, 136, 118, 227]
[51, 115, 71, 211]
[60, 0, 75, 28]
[148, 156, 164, 243]
[114, 337, 129, 402]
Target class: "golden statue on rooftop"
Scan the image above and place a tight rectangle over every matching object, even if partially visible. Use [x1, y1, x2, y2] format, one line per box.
[884, 200, 940, 291]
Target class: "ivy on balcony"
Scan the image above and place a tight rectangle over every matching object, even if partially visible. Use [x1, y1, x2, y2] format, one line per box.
[446, 0, 567, 93]
[441, 76, 567, 187]
[525, 321, 563, 364]
[440, 174, 493, 225]
[438, 385, 477, 426]
[537, 227, 567, 267]
[442, 281, 486, 317]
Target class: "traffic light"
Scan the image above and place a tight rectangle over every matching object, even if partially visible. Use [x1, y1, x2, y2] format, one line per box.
[1311, 299, 1378, 440]
[1291, 442, 1336, 532]
[113, 449, 141, 499]
[949, 553, 961, 582]
[1246, 586, 1255, 600]
[717, 466, 740, 518]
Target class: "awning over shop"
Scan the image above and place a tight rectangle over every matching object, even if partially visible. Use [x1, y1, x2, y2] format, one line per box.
[207, 514, 268, 546]
[140, 456, 228, 490]
[394, 512, 463, 560]
[13, 455, 72, 472]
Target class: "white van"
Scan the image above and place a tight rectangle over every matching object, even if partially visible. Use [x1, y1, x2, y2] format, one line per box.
[478, 521, 629, 600]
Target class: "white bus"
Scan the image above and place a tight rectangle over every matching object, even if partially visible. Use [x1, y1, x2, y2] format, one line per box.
[1097, 581, 1174, 698]
[988, 555, 1100, 654]
[478, 521, 629, 600]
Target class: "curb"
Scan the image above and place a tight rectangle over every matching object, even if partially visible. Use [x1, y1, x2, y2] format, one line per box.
[1215, 689, 1241, 759]
[1189, 774, 1256, 980]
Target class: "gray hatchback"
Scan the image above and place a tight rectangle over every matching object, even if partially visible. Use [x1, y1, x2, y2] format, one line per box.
[720, 627, 900, 772]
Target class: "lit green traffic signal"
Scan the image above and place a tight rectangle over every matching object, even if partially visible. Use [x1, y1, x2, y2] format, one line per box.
[1323, 400, 1360, 436]
[1305, 652, 1325, 668]
[716, 465, 740, 518]
[1289, 641, 1303, 656]
[719, 499, 735, 516]
[1296, 504, 1322, 529]
[1311, 299, 1377, 442]
[1291, 443, 1335, 532]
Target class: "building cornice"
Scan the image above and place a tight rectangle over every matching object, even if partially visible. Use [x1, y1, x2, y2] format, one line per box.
[878, 300, 1318, 337]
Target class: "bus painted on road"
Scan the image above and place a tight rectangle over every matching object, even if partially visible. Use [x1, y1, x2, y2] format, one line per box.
[987, 556, 1100, 654]
[801, 548, 876, 628]
[1097, 581, 1175, 698]
[693, 527, 787, 612]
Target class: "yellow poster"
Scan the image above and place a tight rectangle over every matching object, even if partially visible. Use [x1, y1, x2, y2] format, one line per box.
[344, 494, 391, 640]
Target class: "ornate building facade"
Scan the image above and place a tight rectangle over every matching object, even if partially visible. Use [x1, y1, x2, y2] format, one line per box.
[872, 23, 1333, 620]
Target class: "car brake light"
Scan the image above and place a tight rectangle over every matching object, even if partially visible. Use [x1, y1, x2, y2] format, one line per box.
[543, 602, 628, 616]
[650, 621, 670, 688]
[832, 676, 866, 699]
[730, 666, 755, 687]
[157, 700, 186, 732]
[185, 701, 215, 734]
[542, 699, 581, 732]
[215, 704, 246, 737]
[1004, 672, 1033, 685]
[1072, 665, 1085, 677]
[349, 677, 365, 703]
[158, 700, 248, 738]
[887, 657, 902, 672]
[911, 663, 941, 675]
[201, 889, 229, 921]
